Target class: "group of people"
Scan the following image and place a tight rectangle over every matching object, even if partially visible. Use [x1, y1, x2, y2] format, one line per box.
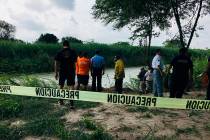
[54, 40, 209, 108]
[138, 48, 193, 99]
[138, 67, 153, 94]
[151, 48, 194, 98]
[54, 40, 125, 108]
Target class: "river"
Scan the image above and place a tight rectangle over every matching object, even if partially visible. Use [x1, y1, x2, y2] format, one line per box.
[33, 67, 141, 88]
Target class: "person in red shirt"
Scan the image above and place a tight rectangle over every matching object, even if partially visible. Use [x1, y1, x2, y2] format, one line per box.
[76, 52, 91, 90]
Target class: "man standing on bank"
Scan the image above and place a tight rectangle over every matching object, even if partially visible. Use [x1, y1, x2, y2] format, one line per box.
[152, 49, 164, 97]
[168, 48, 193, 98]
[54, 40, 77, 108]
[91, 50, 105, 92]
[114, 55, 125, 94]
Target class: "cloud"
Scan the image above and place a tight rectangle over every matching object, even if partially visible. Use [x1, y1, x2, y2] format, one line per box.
[70, 16, 78, 25]
[0, 0, 210, 49]
[8, 9, 47, 32]
[51, 0, 75, 11]
[24, 0, 52, 12]
[19, 19, 46, 31]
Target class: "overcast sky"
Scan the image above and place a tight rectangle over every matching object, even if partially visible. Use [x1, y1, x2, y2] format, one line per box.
[0, 0, 210, 49]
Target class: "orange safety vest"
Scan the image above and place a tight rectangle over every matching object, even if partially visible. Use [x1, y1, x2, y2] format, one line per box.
[76, 57, 90, 76]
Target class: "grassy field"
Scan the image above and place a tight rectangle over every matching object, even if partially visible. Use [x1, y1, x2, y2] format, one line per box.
[0, 76, 109, 140]
[0, 77, 209, 140]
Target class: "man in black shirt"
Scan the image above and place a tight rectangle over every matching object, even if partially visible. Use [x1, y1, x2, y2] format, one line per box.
[168, 48, 193, 98]
[54, 40, 77, 107]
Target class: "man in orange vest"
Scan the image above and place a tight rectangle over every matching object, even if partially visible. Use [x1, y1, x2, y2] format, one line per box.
[76, 52, 91, 90]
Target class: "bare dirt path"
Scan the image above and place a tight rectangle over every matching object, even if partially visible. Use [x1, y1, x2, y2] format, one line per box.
[63, 91, 210, 140]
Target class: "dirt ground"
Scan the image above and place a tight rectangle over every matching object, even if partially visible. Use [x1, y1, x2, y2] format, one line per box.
[62, 91, 210, 140]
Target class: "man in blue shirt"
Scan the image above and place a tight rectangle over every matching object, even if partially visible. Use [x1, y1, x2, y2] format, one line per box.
[91, 50, 105, 92]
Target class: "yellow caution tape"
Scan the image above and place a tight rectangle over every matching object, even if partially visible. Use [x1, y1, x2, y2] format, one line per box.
[0, 85, 210, 110]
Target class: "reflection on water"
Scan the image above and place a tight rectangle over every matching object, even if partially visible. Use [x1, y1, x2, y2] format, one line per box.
[33, 67, 140, 88]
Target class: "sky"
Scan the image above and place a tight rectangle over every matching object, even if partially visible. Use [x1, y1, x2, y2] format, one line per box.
[0, 0, 210, 49]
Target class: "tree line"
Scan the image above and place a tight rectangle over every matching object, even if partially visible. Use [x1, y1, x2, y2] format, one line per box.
[92, 0, 210, 63]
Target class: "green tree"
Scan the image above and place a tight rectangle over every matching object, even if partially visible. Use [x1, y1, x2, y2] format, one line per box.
[112, 42, 130, 46]
[169, 0, 210, 48]
[163, 38, 185, 48]
[61, 36, 83, 44]
[0, 20, 16, 40]
[92, 0, 172, 64]
[37, 33, 59, 44]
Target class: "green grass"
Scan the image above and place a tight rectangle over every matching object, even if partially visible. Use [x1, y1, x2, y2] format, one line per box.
[0, 95, 110, 140]
[188, 110, 203, 117]
[77, 117, 98, 130]
[0, 97, 23, 119]
[0, 124, 22, 140]
[0, 76, 108, 140]
[143, 113, 153, 118]
[204, 123, 210, 131]
[176, 126, 199, 135]
[74, 101, 101, 109]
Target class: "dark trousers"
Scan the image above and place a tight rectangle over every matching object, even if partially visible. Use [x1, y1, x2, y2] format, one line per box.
[207, 83, 210, 100]
[92, 68, 102, 92]
[170, 77, 187, 98]
[115, 78, 123, 94]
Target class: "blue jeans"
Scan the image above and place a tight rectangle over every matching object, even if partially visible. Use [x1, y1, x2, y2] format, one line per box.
[153, 70, 163, 97]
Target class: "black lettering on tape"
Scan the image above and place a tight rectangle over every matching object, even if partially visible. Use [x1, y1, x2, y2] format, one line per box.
[186, 100, 210, 110]
[57, 90, 61, 98]
[131, 97, 136, 105]
[66, 91, 70, 98]
[126, 96, 131, 104]
[199, 101, 205, 109]
[146, 98, 151, 106]
[69, 91, 74, 99]
[136, 97, 141, 105]
[0, 86, 12, 93]
[61, 90, 65, 98]
[141, 97, 146, 106]
[107, 94, 112, 103]
[151, 98, 157, 106]
[205, 102, 210, 109]
[75, 91, 79, 99]
[106, 94, 157, 107]
[47, 89, 51, 97]
[121, 95, 125, 104]
[35, 88, 40, 96]
[113, 95, 117, 103]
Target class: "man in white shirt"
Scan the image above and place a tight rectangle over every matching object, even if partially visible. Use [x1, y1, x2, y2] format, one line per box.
[152, 49, 164, 97]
